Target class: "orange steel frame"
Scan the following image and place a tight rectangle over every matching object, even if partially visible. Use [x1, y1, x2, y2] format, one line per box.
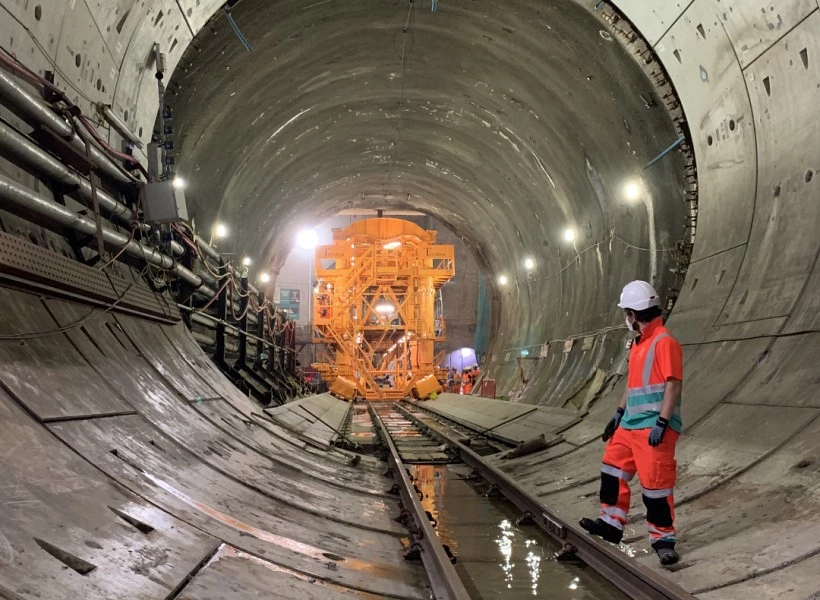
[310, 218, 454, 400]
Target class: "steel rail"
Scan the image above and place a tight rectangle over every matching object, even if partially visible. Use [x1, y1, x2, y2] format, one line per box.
[367, 403, 471, 600]
[395, 403, 697, 600]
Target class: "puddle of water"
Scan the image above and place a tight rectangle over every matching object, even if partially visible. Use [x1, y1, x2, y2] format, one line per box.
[412, 465, 628, 599]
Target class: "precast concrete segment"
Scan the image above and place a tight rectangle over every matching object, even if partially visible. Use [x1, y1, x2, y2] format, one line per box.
[419, 393, 581, 444]
[0, 0, 819, 597]
[0, 288, 430, 599]
[266, 394, 353, 447]
[36, 299, 404, 535]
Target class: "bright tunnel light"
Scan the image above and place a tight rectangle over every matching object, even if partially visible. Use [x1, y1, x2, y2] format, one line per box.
[623, 178, 644, 202]
[172, 176, 185, 189]
[524, 257, 535, 271]
[242, 256, 252, 266]
[383, 241, 401, 250]
[498, 274, 508, 286]
[563, 228, 575, 243]
[258, 272, 271, 283]
[297, 228, 319, 249]
[213, 223, 229, 239]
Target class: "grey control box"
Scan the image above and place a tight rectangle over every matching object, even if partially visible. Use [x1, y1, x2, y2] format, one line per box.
[142, 180, 189, 224]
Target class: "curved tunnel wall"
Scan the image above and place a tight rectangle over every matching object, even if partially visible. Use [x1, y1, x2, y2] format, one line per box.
[0, 0, 819, 597]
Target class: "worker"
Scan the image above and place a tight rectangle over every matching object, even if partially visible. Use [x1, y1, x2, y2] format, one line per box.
[470, 363, 480, 381]
[580, 281, 683, 566]
[461, 368, 473, 395]
[453, 369, 462, 393]
[446, 368, 456, 392]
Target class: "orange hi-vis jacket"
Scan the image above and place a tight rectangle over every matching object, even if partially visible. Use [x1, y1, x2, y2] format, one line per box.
[620, 317, 683, 432]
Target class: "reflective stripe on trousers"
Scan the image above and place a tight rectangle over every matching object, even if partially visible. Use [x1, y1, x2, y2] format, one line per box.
[641, 486, 674, 499]
[601, 463, 634, 482]
[599, 427, 678, 545]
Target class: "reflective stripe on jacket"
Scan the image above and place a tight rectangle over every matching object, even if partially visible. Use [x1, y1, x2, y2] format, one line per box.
[621, 319, 683, 432]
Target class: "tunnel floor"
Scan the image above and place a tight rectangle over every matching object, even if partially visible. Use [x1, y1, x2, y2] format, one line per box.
[413, 465, 627, 599]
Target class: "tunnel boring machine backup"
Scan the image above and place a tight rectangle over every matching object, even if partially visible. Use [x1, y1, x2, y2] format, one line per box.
[310, 218, 454, 400]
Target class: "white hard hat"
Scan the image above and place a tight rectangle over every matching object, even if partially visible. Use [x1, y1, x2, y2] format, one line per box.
[618, 280, 661, 311]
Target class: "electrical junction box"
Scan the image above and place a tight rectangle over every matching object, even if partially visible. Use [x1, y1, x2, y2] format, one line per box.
[142, 181, 189, 224]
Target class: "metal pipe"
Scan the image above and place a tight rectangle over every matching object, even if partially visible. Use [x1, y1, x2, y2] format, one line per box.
[0, 119, 130, 219]
[0, 172, 201, 288]
[0, 71, 244, 283]
[0, 119, 186, 257]
[0, 69, 133, 185]
[102, 105, 143, 149]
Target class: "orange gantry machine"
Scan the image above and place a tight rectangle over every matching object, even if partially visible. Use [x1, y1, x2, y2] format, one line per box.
[310, 218, 454, 400]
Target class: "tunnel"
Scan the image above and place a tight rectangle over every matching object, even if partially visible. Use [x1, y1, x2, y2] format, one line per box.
[0, 0, 818, 598]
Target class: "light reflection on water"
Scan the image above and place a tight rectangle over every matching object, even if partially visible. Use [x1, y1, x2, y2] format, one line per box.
[496, 519, 515, 589]
[413, 465, 627, 599]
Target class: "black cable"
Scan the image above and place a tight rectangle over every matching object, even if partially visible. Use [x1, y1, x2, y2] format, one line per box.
[0, 265, 150, 340]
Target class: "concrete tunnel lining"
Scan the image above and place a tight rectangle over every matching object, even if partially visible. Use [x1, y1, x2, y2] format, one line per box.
[0, 0, 819, 597]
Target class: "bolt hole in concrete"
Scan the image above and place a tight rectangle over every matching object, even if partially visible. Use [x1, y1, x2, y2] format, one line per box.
[412, 465, 626, 598]
[806, 170, 813, 183]
[321, 552, 346, 561]
[75, 53, 81, 67]
[34, 5, 42, 21]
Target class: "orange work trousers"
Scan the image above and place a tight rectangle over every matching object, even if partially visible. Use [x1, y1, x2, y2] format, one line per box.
[599, 426, 679, 547]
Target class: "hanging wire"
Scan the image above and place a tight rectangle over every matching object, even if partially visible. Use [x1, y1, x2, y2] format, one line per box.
[0, 265, 150, 340]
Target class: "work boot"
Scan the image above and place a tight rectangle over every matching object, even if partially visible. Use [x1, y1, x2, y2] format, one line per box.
[652, 541, 679, 565]
[579, 517, 623, 544]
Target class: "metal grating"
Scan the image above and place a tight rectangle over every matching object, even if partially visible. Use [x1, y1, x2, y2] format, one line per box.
[0, 232, 180, 323]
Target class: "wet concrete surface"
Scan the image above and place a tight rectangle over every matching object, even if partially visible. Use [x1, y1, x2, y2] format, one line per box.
[413, 465, 627, 599]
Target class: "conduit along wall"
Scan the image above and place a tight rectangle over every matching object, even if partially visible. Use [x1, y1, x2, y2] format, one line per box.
[0, 47, 308, 405]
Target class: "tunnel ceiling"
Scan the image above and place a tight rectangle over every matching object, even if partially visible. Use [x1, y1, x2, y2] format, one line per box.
[170, 0, 687, 276]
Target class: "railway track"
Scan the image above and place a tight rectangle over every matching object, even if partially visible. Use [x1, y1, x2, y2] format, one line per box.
[366, 402, 471, 600]
[369, 402, 456, 463]
[366, 399, 696, 600]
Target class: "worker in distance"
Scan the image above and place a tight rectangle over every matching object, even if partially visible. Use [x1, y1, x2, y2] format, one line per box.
[580, 281, 683, 566]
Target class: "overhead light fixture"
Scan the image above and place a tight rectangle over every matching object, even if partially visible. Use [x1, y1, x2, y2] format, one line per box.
[297, 228, 319, 250]
[498, 274, 508, 286]
[213, 223, 228, 239]
[383, 241, 401, 250]
[171, 176, 185, 189]
[241, 256, 252, 266]
[563, 228, 575, 243]
[524, 257, 535, 271]
[374, 303, 396, 315]
[258, 272, 271, 283]
[623, 177, 644, 202]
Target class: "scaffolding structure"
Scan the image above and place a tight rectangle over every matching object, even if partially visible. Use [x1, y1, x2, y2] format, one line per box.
[310, 218, 454, 400]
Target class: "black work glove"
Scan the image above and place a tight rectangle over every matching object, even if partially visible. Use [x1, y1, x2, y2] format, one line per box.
[648, 417, 669, 447]
[602, 407, 625, 442]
